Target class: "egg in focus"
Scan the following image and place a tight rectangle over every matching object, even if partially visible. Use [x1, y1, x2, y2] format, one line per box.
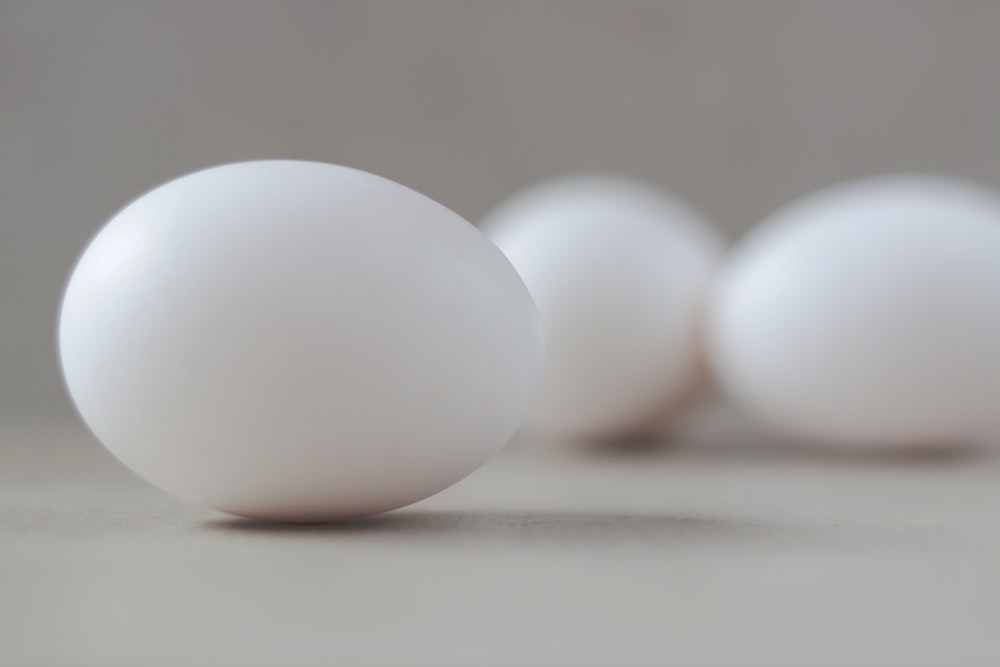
[59, 160, 544, 522]
[483, 175, 723, 441]
[710, 175, 1000, 449]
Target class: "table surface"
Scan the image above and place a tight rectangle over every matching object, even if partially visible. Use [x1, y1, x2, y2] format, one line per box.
[4, 418, 1000, 667]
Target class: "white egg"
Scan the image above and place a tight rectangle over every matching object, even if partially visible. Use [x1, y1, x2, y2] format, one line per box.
[482, 175, 722, 440]
[59, 160, 543, 521]
[710, 175, 1000, 449]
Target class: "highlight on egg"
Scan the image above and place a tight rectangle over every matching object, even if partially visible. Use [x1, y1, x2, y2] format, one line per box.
[59, 160, 545, 522]
[710, 174, 1000, 449]
[482, 174, 723, 442]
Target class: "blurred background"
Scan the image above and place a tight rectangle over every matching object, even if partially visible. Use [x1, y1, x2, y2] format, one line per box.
[4, 0, 1000, 425]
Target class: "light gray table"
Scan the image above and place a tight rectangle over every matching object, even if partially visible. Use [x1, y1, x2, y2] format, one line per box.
[3, 418, 1000, 666]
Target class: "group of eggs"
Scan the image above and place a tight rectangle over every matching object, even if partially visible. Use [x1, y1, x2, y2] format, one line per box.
[489, 172, 1000, 450]
[59, 161, 1000, 522]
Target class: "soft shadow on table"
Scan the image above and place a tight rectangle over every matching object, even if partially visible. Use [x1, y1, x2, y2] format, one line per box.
[201, 509, 780, 543]
[570, 432, 992, 466]
[679, 437, 990, 466]
[200, 508, 944, 548]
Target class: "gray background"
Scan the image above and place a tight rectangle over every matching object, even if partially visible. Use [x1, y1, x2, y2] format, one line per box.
[4, 0, 1000, 424]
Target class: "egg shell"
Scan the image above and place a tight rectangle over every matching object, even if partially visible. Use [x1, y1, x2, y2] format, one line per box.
[59, 160, 544, 521]
[483, 175, 722, 440]
[710, 175, 1000, 448]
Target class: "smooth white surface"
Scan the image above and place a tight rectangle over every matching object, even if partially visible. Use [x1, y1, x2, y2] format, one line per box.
[711, 175, 1000, 448]
[59, 160, 543, 521]
[483, 176, 722, 440]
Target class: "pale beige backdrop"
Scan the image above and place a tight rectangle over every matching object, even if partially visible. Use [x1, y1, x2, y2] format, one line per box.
[3, 0, 1000, 422]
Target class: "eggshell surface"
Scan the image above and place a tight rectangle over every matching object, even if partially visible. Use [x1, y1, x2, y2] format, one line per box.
[59, 160, 544, 521]
[710, 175, 1000, 448]
[483, 175, 722, 440]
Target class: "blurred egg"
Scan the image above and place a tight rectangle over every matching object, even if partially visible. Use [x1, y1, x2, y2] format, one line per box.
[482, 175, 722, 440]
[710, 175, 1000, 449]
[60, 160, 544, 521]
